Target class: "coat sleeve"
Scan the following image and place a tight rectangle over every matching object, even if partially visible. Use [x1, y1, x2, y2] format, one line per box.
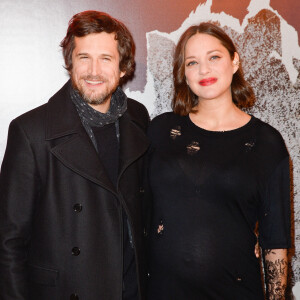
[0, 119, 39, 299]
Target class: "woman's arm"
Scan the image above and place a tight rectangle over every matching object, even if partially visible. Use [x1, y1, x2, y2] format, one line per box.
[263, 248, 288, 299]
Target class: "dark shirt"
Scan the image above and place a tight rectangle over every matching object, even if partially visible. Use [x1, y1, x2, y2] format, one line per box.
[147, 112, 291, 300]
[92, 123, 138, 300]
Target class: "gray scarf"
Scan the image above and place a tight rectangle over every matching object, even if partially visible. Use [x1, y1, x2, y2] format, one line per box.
[70, 85, 128, 151]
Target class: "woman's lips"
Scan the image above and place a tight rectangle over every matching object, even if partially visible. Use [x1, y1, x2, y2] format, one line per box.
[199, 77, 217, 86]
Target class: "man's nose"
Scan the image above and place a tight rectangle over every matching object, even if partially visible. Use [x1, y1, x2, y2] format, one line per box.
[89, 59, 100, 76]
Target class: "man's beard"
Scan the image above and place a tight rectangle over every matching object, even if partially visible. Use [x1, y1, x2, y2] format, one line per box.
[71, 74, 119, 106]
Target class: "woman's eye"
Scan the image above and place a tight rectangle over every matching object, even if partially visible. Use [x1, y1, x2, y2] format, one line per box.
[186, 61, 197, 66]
[210, 55, 220, 61]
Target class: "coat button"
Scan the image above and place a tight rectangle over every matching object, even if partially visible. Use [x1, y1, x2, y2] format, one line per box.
[139, 187, 145, 193]
[72, 247, 80, 256]
[70, 294, 79, 300]
[143, 228, 148, 237]
[73, 204, 83, 212]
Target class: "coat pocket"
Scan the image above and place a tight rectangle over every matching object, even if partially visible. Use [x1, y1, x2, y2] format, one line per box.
[28, 264, 59, 286]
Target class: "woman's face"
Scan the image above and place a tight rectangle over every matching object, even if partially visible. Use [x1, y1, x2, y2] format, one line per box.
[184, 33, 238, 104]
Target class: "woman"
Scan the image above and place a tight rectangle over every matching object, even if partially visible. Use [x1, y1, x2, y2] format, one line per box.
[147, 23, 291, 299]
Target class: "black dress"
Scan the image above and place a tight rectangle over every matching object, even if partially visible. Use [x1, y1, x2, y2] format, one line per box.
[147, 112, 291, 300]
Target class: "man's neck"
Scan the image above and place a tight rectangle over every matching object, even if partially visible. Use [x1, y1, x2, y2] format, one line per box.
[89, 97, 111, 113]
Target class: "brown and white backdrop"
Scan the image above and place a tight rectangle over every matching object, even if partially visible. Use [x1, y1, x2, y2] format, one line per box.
[0, 0, 299, 297]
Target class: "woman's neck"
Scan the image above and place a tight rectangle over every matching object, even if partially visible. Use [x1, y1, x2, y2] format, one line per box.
[189, 99, 250, 131]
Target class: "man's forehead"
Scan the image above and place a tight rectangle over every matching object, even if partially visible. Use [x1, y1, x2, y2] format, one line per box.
[72, 32, 119, 53]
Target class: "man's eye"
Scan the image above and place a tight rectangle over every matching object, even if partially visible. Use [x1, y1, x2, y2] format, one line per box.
[79, 56, 88, 59]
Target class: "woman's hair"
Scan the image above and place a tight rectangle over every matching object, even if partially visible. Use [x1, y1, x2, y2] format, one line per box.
[172, 22, 255, 115]
[60, 10, 135, 84]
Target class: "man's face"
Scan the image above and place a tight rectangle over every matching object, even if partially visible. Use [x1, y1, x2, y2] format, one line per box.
[71, 32, 125, 112]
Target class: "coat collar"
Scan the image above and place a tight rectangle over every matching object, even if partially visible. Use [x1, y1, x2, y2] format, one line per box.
[45, 80, 149, 194]
[45, 80, 81, 140]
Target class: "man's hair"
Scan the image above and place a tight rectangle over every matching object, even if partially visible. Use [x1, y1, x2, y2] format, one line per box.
[60, 10, 135, 83]
[172, 22, 255, 115]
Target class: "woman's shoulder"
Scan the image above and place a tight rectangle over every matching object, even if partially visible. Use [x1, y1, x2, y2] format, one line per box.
[151, 111, 180, 122]
[251, 116, 289, 158]
[252, 117, 285, 142]
[150, 111, 183, 129]
[148, 111, 184, 140]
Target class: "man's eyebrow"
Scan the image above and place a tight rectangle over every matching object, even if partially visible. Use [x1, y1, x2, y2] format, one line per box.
[101, 53, 113, 57]
[77, 52, 89, 56]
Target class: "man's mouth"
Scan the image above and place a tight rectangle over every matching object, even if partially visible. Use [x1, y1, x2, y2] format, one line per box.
[85, 80, 104, 85]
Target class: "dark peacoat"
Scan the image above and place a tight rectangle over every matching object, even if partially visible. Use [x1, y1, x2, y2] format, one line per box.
[0, 81, 150, 300]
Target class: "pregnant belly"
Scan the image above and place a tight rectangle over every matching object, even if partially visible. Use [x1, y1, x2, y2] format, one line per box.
[149, 218, 255, 286]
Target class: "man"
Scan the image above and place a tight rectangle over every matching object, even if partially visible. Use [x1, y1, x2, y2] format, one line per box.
[0, 11, 149, 300]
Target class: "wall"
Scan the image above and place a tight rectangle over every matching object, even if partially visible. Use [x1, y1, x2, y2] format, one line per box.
[0, 0, 299, 297]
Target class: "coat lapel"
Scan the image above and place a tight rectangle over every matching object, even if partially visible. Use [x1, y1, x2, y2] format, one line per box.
[45, 81, 117, 195]
[118, 111, 150, 182]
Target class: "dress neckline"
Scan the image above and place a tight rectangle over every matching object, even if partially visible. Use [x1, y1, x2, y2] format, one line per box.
[185, 114, 255, 136]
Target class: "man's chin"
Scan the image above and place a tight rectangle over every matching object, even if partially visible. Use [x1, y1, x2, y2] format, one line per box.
[86, 98, 109, 106]
[71, 80, 115, 106]
[82, 92, 110, 106]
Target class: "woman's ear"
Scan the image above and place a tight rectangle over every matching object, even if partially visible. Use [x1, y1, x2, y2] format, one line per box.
[232, 52, 240, 74]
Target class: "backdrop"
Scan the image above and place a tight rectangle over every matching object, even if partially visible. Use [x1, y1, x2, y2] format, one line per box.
[0, 0, 299, 297]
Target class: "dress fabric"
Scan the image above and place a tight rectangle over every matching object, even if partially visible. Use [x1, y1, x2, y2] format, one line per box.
[147, 112, 291, 300]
